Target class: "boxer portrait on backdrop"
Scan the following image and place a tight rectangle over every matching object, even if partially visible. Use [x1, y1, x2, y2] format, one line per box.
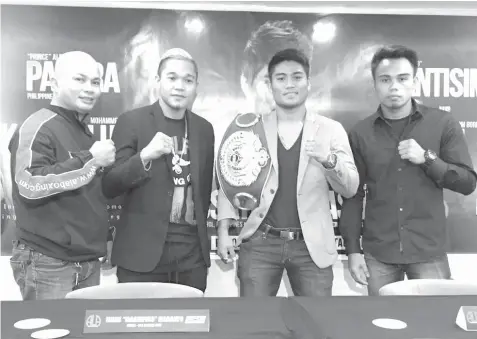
[339, 45, 477, 296]
[8, 51, 115, 300]
[216, 48, 359, 297]
[102, 49, 214, 292]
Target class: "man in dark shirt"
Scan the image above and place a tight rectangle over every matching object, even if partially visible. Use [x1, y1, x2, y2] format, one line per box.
[102, 49, 214, 292]
[339, 45, 477, 296]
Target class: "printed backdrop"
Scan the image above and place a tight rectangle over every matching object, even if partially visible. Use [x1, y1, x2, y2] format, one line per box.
[1, 5, 477, 257]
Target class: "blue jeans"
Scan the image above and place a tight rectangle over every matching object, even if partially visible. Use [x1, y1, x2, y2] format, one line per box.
[237, 230, 333, 297]
[9, 240, 101, 300]
[364, 251, 452, 296]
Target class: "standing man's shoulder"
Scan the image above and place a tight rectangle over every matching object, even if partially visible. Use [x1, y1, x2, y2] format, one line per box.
[315, 114, 344, 130]
[9, 108, 53, 153]
[315, 113, 372, 138]
[190, 111, 214, 136]
[315, 115, 349, 142]
[417, 102, 442, 114]
[417, 103, 463, 136]
[418, 103, 454, 121]
[345, 112, 378, 144]
[351, 112, 378, 135]
[316, 113, 372, 133]
[118, 104, 153, 123]
[18, 107, 60, 140]
[25, 107, 58, 127]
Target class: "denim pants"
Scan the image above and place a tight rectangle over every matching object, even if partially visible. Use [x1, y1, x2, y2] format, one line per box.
[364, 251, 452, 296]
[9, 240, 101, 300]
[237, 229, 333, 297]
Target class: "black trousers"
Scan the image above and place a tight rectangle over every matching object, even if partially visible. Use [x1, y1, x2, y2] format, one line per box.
[116, 265, 207, 292]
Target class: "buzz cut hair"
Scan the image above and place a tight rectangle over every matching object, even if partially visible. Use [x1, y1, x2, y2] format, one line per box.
[157, 55, 199, 79]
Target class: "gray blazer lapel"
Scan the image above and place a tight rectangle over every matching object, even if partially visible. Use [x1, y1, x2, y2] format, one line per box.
[297, 112, 319, 191]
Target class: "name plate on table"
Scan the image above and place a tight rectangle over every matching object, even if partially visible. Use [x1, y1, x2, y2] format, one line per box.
[83, 309, 210, 333]
[456, 306, 477, 331]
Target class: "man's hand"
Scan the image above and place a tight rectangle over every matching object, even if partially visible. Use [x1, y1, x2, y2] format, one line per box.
[398, 139, 425, 165]
[101, 240, 114, 270]
[217, 224, 237, 264]
[348, 253, 370, 285]
[90, 139, 116, 167]
[140, 132, 173, 163]
[304, 139, 331, 164]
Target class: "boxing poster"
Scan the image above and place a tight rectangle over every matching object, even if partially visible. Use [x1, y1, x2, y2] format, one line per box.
[1, 5, 476, 257]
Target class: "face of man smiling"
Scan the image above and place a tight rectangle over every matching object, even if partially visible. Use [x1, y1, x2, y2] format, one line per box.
[52, 52, 102, 113]
[269, 60, 309, 110]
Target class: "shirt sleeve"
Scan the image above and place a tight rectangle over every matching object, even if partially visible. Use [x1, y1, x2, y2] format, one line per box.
[424, 115, 477, 195]
[102, 113, 152, 199]
[339, 128, 366, 254]
[322, 121, 360, 199]
[14, 123, 98, 202]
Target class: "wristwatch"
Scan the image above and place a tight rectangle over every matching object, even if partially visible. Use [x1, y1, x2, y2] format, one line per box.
[424, 149, 437, 167]
[323, 153, 338, 169]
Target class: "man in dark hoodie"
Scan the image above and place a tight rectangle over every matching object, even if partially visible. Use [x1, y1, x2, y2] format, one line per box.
[9, 51, 116, 300]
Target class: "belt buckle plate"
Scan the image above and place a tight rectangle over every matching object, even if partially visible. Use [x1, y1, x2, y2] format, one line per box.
[279, 230, 295, 241]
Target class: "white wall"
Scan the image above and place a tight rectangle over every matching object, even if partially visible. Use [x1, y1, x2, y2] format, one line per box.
[2, 254, 476, 300]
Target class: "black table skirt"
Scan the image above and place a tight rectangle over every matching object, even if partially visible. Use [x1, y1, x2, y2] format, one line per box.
[2, 296, 477, 339]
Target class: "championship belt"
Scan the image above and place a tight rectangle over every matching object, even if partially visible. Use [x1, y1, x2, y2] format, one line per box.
[217, 113, 271, 211]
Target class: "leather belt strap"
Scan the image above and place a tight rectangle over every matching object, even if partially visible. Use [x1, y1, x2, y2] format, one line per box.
[258, 223, 304, 241]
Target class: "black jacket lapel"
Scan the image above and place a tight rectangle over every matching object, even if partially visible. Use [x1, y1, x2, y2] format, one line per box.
[187, 110, 202, 214]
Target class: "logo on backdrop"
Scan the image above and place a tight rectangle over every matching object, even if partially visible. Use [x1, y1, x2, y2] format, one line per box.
[25, 53, 121, 100]
[414, 61, 477, 98]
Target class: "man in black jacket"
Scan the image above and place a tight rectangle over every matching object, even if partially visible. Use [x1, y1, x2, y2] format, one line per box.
[9, 51, 116, 300]
[102, 49, 214, 292]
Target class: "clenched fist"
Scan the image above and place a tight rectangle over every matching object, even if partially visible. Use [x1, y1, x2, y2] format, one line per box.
[90, 139, 116, 167]
[304, 139, 331, 164]
[398, 139, 425, 165]
[140, 132, 173, 163]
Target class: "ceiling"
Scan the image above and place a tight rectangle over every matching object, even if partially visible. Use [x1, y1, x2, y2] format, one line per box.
[3, 1, 477, 16]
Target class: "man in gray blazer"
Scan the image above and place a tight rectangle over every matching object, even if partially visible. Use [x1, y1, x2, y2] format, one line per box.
[216, 48, 359, 297]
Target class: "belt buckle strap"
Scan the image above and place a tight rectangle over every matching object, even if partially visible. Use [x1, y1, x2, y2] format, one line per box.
[279, 230, 295, 241]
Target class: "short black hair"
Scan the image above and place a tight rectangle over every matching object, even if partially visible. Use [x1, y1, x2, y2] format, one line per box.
[268, 48, 310, 80]
[157, 55, 199, 79]
[242, 20, 313, 86]
[371, 45, 419, 79]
